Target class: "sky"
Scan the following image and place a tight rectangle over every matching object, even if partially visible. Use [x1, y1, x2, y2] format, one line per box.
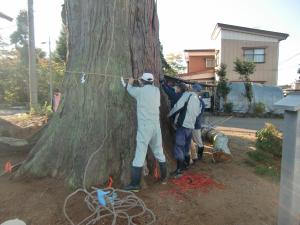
[1, 0, 300, 85]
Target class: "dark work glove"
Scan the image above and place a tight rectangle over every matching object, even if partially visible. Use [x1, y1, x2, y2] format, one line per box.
[159, 75, 165, 84]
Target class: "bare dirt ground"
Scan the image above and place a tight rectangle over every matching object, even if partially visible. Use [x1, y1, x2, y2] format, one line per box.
[0, 116, 279, 225]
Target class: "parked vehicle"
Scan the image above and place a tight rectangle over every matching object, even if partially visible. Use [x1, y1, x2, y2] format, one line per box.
[201, 91, 211, 110]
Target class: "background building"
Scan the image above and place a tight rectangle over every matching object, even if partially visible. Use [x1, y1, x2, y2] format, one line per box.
[180, 23, 289, 86]
[212, 23, 289, 85]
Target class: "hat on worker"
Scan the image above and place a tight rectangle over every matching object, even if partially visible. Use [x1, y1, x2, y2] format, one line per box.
[192, 83, 203, 92]
[141, 73, 154, 82]
[176, 82, 188, 92]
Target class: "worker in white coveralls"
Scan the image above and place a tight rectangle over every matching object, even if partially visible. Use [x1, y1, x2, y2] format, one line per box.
[121, 73, 167, 192]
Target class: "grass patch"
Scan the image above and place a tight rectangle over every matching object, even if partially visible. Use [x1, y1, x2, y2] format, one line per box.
[246, 150, 280, 181]
[247, 151, 274, 165]
[254, 165, 280, 181]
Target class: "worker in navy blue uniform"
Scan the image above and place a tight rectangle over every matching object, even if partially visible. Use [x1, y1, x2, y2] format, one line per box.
[160, 78, 187, 125]
[190, 84, 206, 163]
[168, 87, 201, 177]
[160, 78, 185, 108]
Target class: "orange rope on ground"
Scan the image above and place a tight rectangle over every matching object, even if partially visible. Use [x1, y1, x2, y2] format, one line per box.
[159, 172, 224, 201]
[4, 161, 12, 173]
[154, 161, 159, 180]
[171, 172, 224, 193]
[107, 176, 113, 188]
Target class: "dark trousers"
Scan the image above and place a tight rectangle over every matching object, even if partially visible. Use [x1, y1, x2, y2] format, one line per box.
[173, 127, 193, 161]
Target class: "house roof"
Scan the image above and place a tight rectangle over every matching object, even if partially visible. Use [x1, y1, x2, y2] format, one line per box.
[212, 23, 289, 41]
[0, 12, 13, 22]
[230, 80, 266, 84]
[164, 75, 216, 87]
[179, 70, 215, 77]
[184, 49, 215, 52]
[178, 70, 215, 82]
[184, 49, 216, 58]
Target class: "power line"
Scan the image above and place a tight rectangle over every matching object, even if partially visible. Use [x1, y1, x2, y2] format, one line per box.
[0, 25, 16, 30]
[279, 52, 300, 65]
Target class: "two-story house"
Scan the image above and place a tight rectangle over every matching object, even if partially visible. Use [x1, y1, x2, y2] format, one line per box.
[182, 49, 216, 83]
[213, 23, 289, 85]
[180, 23, 289, 86]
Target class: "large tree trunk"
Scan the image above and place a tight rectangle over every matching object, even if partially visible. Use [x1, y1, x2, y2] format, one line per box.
[17, 0, 169, 188]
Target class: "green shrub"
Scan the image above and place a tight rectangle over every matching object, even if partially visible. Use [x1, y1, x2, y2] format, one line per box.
[256, 123, 282, 157]
[253, 102, 266, 116]
[30, 102, 53, 116]
[223, 102, 233, 113]
[216, 63, 230, 103]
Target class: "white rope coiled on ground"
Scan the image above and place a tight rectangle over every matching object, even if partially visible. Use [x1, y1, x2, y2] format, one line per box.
[63, 187, 156, 225]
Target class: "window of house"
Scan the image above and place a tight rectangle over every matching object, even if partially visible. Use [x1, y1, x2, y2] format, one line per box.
[244, 48, 265, 63]
[206, 58, 215, 68]
[215, 51, 220, 67]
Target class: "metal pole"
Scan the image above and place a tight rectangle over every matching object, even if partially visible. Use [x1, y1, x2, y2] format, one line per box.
[48, 36, 53, 105]
[275, 93, 300, 225]
[278, 110, 300, 225]
[27, 0, 38, 109]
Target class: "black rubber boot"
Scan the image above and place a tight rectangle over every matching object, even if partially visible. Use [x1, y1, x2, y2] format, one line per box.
[183, 155, 190, 170]
[198, 146, 204, 160]
[159, 162, 167, 184]
[124, 166, 142, 192]
[170, 160, 184, 178]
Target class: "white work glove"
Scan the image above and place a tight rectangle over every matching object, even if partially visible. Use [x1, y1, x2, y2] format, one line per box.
[121, 77, 126, 87]
[81, 73, 86, 84]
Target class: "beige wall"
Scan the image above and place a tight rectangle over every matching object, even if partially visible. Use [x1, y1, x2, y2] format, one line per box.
[294, 81, 300, 89]
[220, 39, 279, 85]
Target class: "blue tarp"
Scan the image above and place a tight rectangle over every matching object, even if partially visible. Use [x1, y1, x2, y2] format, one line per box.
[221, 82, 284, 114]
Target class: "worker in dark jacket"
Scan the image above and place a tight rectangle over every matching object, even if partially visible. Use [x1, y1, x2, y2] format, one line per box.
[160, 77, 186, 123]
[160, 78, 184, 108]
[190, 84, 206, 162]
[168, 87, 201, 177]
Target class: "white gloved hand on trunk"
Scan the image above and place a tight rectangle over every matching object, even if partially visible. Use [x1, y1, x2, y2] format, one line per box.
[121, 77, 126, 87]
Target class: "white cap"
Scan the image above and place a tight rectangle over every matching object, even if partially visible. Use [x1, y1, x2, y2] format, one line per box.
[1, 219, 26, 225]
[141, 73, 154, 82]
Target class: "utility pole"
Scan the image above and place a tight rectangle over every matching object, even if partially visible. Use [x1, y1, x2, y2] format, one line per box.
[48, 36, 53, 105]
[41, 38, 53, 104]
[27, 0, 38, 110]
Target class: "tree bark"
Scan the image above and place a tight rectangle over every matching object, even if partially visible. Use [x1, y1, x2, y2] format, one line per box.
[17, 0, 169, 188]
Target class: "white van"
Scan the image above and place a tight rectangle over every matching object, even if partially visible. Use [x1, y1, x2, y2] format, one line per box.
[201, 91, 211, 109]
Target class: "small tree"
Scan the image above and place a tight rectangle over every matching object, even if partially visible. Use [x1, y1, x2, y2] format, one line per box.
[54, 26, 67, 63]
[234, 58, 255, 112]
[10, 10, 29, 65]
[165, 53, 186, 75]
[160, 44, 176, 75]
[216, 63, 230, 104]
